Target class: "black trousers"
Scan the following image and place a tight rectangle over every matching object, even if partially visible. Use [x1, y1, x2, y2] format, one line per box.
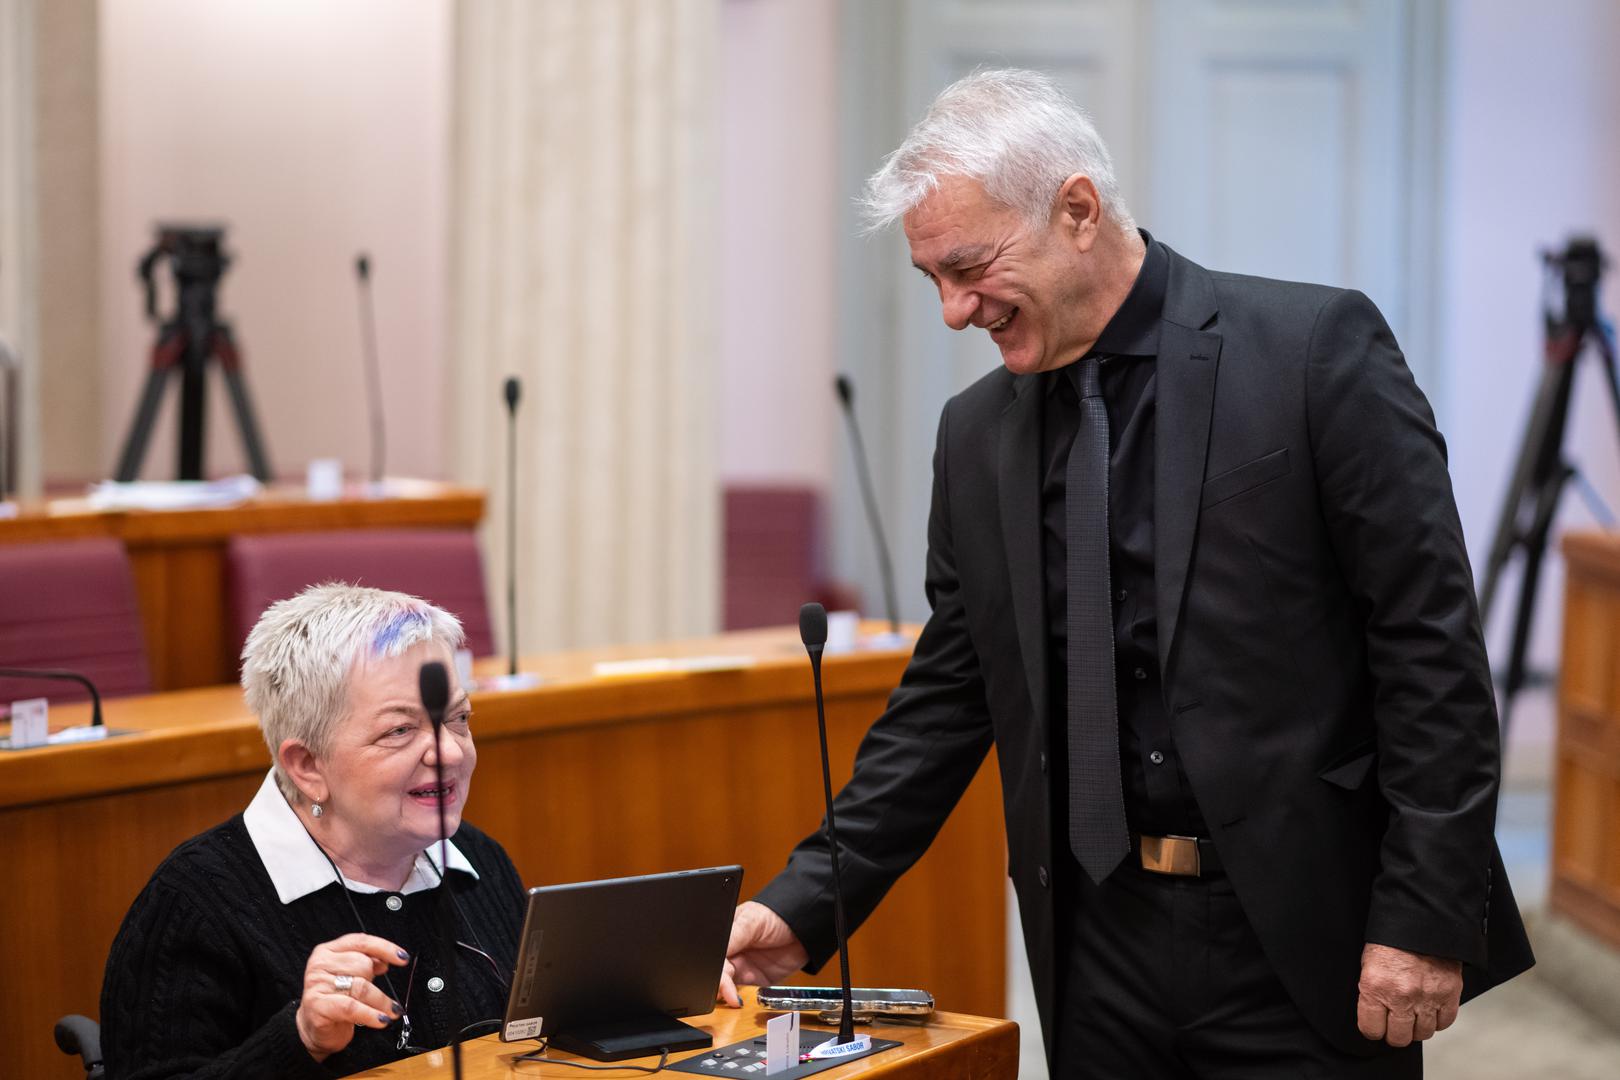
[1050, 857, 1422, 1080]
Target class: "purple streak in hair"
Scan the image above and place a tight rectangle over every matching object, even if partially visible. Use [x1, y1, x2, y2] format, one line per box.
[371, 606, 427, 656]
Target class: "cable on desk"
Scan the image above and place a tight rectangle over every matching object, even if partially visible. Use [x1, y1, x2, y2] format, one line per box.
[514, 1040, 670, 1073]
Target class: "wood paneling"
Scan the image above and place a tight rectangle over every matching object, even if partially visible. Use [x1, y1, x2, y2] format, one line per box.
[1552, 533, 1620, 950]
[0, 482, 484, 689]
[343, 988, 1018, 1078]
[0, 627, 1006, 1079]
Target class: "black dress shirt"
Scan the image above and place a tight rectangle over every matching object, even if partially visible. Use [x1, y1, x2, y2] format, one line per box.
[1041, 234, 1210, 849]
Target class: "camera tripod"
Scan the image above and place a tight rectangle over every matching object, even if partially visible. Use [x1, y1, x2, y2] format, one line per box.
[114, 225, 271, 482]
[1477, 236, 1618, 737]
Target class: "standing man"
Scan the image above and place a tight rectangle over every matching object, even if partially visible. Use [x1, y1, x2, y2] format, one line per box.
[720, 70, 1533, 1077]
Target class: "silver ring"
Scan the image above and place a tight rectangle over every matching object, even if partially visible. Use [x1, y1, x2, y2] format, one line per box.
[333, 974, 355, 994]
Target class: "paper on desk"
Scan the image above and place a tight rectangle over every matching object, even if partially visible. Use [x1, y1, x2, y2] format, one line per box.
[87, 475, 262, 510]
[591, 655, 757, 678]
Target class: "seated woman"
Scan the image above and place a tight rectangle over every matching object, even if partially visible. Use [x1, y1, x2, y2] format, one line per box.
[102, 584, 524, 1078]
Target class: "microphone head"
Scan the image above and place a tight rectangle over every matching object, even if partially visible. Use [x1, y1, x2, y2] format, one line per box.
[503, 375, 521, 412]
[418, 660, 450, 727]
[355, 253, 370, 280]
[799, 602, 828, 648]
[834, 374, 854, 408]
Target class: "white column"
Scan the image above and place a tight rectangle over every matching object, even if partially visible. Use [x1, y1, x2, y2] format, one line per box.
[0, 0, 40, 498]
[452, 0, 720, 650]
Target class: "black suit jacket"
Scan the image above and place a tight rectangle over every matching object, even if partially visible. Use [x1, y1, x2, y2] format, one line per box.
[755, 245, 1534, 1059]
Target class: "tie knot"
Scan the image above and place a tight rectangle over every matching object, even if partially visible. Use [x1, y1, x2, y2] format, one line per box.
[1077, 356, 1103, 399]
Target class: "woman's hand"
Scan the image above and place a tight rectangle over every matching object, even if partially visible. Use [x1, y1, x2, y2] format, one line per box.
[294, 933, 410, 1061]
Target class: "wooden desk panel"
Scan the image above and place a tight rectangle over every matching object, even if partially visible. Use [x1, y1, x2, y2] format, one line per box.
[343, 990, 1019, 1078]
[0, 629, 1006, 1080]
[1553, 533, 1620, 949]
[0, 482, 485, 689]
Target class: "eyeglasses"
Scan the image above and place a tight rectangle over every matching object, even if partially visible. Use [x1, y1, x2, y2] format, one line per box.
[394, 938, 511, 1053]
[307, 838, 512, 1055]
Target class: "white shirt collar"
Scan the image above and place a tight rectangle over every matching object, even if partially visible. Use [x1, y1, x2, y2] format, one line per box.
[242, 769, 479, 906]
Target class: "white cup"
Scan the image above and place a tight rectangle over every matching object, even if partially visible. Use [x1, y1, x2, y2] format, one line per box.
[306, 458, 344, 501]
[825, 610, 861, 653]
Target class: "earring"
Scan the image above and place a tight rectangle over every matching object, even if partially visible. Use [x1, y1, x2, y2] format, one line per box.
[311, 802, 324, 818]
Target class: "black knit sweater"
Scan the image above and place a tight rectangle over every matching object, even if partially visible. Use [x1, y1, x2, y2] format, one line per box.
[100, 815, 526, 1079]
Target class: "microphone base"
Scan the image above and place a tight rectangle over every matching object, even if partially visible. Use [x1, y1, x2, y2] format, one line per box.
[665, 1030, 902, 1076]
[475, 671, 544, 692]
[858, 631, 913, 651]
[0, 725, 137, 751]
[547, 1014, 711, 1061]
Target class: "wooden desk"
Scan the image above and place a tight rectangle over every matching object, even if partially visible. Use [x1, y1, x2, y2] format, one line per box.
[343, 990, 1018, 1078]
[0, 481, 484, 690]
[0, 628, 1006, 1080]
[1554, 532, 1620, 948]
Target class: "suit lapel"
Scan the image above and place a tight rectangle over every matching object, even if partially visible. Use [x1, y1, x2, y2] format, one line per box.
[997, 374, 1048, 724]
[1154, 251, 1222, 677]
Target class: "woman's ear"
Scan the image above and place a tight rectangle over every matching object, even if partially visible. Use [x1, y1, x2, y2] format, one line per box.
[278, 739, 326, 804]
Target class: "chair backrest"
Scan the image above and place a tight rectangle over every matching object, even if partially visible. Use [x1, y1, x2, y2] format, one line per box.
[0, 538, 151, 704]
[724, 484, 832, 631]
[226, 529, 497, 663]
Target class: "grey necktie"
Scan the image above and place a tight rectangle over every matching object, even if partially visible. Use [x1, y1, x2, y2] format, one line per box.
[1066, 356, 1130, 882]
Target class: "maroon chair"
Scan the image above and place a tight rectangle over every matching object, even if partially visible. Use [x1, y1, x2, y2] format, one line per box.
[723, 484, 859, 631]
[226, 529, 497, 663]
[0, 538, 152, 705]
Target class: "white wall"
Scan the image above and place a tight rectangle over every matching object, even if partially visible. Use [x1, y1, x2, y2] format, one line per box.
[1439, 0, 1620, 680]
[99, 0, 450, 482]
[719, 0, 839, 488]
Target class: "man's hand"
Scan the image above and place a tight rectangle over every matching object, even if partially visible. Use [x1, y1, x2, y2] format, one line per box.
[716, 901, 809, 1007]
[1355, 942, 1463, 1047]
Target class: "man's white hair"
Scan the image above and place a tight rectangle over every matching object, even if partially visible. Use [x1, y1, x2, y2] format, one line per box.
[861, 68, 1134, 235]
[241, 582, 465, 803]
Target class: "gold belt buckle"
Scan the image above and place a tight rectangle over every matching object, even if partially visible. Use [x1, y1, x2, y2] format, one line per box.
[1138, 834, 1201, 876]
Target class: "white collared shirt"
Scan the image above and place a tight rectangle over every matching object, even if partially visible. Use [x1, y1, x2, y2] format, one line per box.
[242, 769, 479, 905]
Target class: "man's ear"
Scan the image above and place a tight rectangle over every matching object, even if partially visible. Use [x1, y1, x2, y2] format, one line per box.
[1055, 173, 1102, 251]
[278, 739, 326, 804]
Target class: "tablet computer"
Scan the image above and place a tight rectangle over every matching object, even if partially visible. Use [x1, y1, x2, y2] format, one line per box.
[501, 864, 743, 1059]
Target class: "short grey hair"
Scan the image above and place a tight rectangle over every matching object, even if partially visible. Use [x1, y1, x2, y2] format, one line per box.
[861, 68, 1134, 235]
[242, 583, 466, 803]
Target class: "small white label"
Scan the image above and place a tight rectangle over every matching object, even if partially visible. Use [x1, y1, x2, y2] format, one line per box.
[807, 1033, 872, 1059]
[764, 1010, 800, 1074]
[8, 698, 48, 748]
[503, 1017, 542, 1041]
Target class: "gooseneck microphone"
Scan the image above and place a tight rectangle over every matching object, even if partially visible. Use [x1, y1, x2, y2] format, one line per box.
[0, 334, 18, 503]
[417, 660, 463, 1079]
[503, 377, 522, 677]
[354, 254, 386, 486]
[0, 668, 104, 728]
[799, 603, 856, 1045]
[833, 375, 901, 636]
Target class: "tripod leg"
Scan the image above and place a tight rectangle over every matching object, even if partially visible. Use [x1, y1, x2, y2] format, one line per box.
[1498, 463, 1572, 741]
[115, 330, 186, 482]
[1596, 327, 1620, 448]
[177, 332, 209, 480]
[1478, 353, 1575, 621]
[212, 329, 272, 482]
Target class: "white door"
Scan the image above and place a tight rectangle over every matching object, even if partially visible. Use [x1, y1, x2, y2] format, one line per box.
[834, 0, 1434, 623]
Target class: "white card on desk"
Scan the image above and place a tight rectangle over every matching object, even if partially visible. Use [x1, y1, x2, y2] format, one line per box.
[8, 697, 48, 749]
[764, 1009, 800, 1074]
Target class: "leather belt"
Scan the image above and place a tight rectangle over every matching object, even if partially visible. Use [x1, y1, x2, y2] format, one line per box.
[1135, 833, 1223, 877]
